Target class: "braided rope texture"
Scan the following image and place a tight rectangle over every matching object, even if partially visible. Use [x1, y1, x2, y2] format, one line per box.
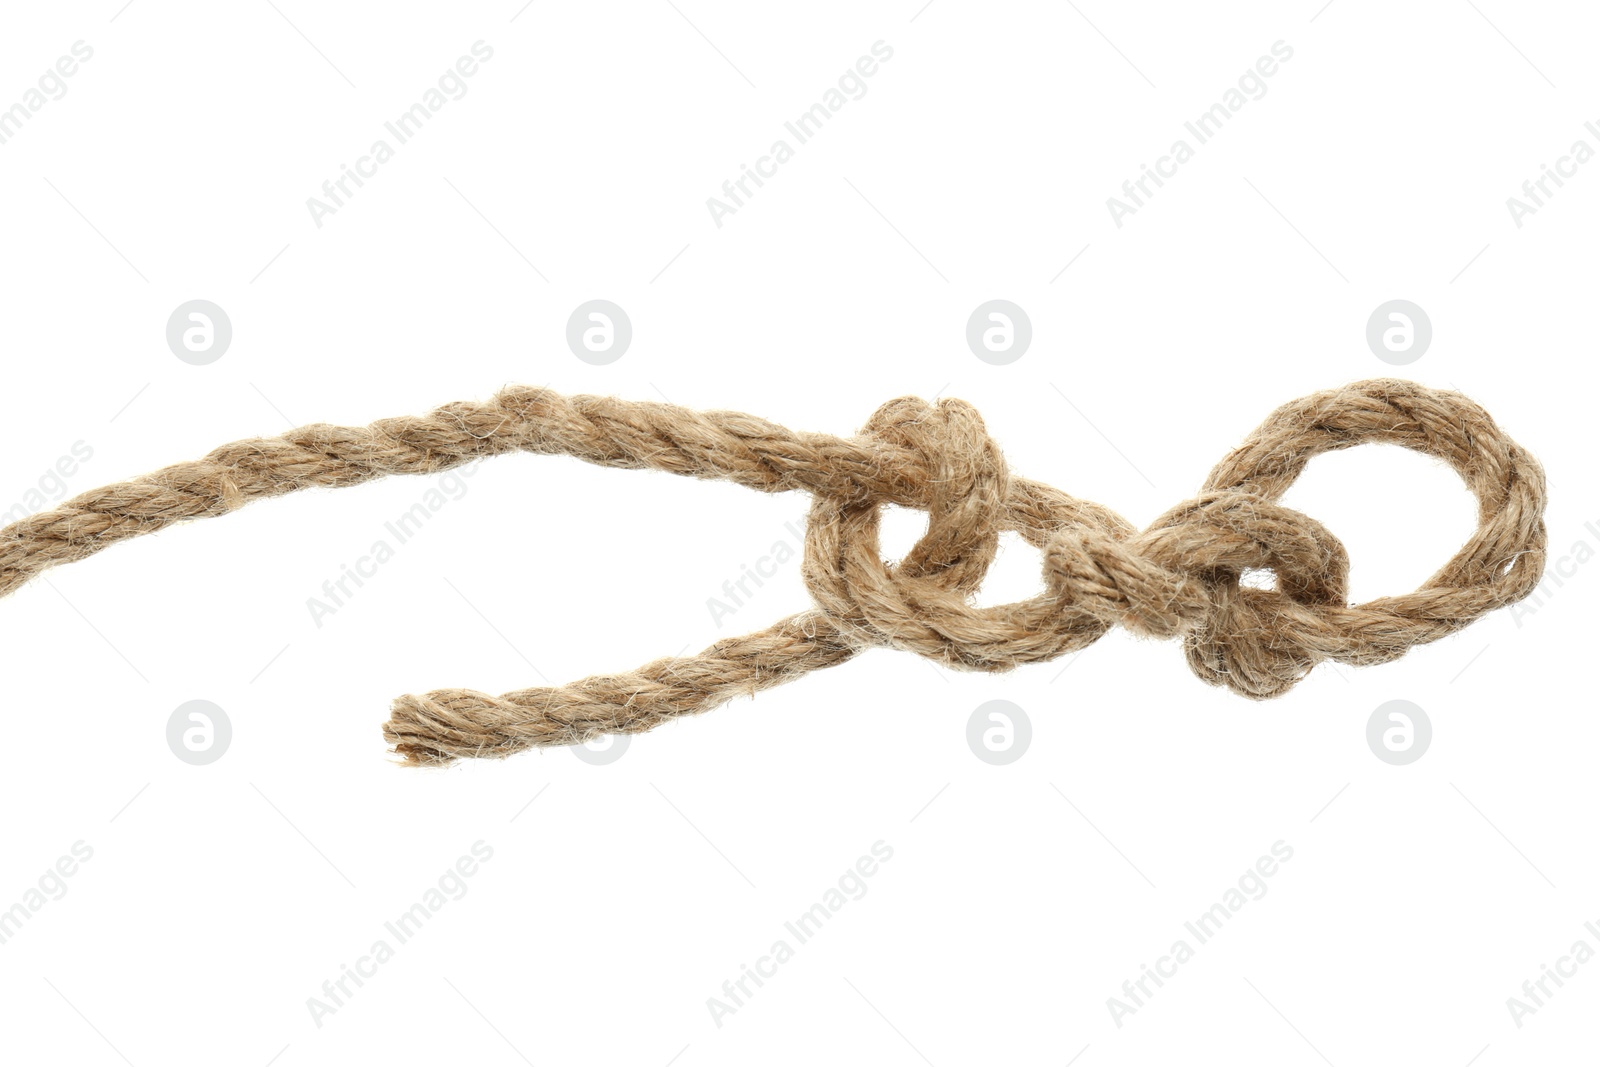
[0, 379, 1546, 764]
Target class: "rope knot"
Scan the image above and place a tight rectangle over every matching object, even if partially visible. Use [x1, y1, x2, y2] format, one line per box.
[800, 399, 1356, 691]
[393, 377, 1544, 760]
[1044, 492, 1351, 698]
[793, 380, 1546, 706]
[0, 373, 1543, 765]
[802, 395, 1023, 669]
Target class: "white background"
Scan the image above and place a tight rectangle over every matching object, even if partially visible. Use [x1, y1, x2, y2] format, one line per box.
[0, 1, 1596, 1064]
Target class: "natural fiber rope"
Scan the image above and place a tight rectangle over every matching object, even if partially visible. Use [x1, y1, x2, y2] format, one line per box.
[0, 379, 1545, 764]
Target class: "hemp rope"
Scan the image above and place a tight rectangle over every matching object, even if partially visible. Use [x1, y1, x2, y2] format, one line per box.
[0, 379, 1546, 765]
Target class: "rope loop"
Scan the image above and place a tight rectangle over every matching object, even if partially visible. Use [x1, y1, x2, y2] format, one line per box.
[0, 379, 1546, 763]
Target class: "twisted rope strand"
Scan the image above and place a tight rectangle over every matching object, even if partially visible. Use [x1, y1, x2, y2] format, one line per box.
[0, 379, 1546, 764]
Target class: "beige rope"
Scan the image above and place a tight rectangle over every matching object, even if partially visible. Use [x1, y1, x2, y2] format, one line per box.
[0, 379, 1546, 764]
